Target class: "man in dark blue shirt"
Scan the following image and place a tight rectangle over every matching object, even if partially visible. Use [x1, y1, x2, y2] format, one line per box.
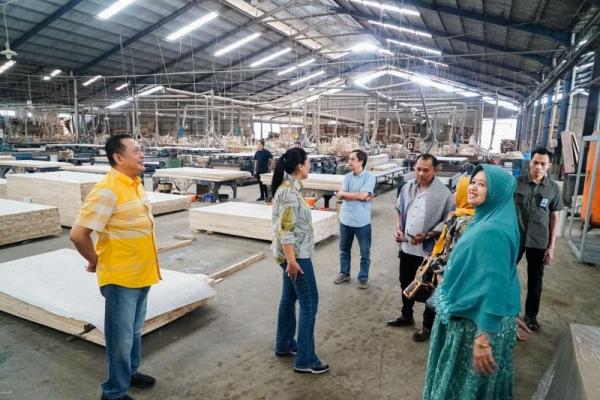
[253, 139, 273, 201]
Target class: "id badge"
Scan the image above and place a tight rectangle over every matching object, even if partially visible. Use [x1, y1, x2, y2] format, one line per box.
[540, 198, 549, 209]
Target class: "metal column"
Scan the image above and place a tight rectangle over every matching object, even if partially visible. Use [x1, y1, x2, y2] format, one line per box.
[72, 72, 79, 142]
[530, 99, 543, 150]
[582, 49, 600, 138]
[541, 88, 554, 148]
[556, 69, 573, 165]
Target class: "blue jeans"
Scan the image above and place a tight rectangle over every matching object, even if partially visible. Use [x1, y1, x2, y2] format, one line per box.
[339, 223, 372, 283]
[275, 258, 321, 369]
[100, 284, 150, 399]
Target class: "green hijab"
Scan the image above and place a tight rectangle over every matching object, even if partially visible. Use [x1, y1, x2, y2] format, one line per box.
[436, 164, 521, 333]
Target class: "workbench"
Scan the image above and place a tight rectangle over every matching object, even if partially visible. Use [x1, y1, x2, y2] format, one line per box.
[0, 159, 70, 178]
[152, 167, 252, 199]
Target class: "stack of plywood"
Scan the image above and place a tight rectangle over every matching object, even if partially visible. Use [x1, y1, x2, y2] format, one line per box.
[0, 179, 6, 199]
[190, 202, 337, 243]
[365, 154, 390, 170]
[7, 171, 102, 227]
[146, 192, 190, 215]
[260, 173, 344, 192]
[372, 162, 400, 171]
[60, 164, 111, 174]
[153, 167, 251, 182]
[0, 199, 61, 246]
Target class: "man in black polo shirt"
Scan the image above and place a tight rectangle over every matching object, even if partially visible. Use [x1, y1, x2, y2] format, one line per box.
[515, 147, 563, 332]
[253, 139, 273, 201]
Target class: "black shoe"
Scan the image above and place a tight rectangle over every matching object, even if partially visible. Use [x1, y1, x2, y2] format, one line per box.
[386, 316, 415, 327]
[101, 395, 134, 400]
[256, 197, 265, 201]
[413, 327, 431, 342]
[130, 373, 155, 389]
[293, 364, 330, 374]
[525, 315, 540, 332]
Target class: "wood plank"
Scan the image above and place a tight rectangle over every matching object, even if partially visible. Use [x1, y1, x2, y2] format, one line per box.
[0, 160, 70, 169]
[153, 167, 251, 182]
[190, 202, 338, 243]
[0, 249, 216, 346]
[260, 173, 344, 192]
[210, 252, 265, 281]
[0, 199, 61, 246]
[157, 239, 193, 253]
[146, 192, 191, 215]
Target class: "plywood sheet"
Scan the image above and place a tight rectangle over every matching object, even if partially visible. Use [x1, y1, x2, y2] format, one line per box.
[190, 202, 337, 243]
[366, 154, 389, 170]
[0, 159, 69, 169]
[0, 249, 216, 346]
[147, 192, 191, 215]
[60, 164, 111, 174]
[372, 162, 400, 171]
[0, 178, 6, 199]
[153, 167, 251, 182]
[7, 171, 102, 226]
[260, 173, 344, 192]
[0, 199, 61, 246]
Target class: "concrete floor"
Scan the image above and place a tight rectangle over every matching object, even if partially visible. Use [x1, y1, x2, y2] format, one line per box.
[1, 181, 599, 400]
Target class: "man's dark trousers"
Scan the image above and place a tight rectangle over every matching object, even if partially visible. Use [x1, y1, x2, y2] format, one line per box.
[399, 250, 435, 329]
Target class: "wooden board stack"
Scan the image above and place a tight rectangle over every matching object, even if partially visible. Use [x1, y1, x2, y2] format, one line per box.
[0, 159, 70, 169]
[60, 164, 111, 174]
[6, 171, 102, 227]
[0, 179, 6, 199]
[190, 202, 337, 243]
[260, 173, 344, 192]
[372, 162, 400, 171]
[153, 167, 251, 182]
[365, 154, 390, 170]
[0, 199, 61, 246]
[146, 192, 191, 215]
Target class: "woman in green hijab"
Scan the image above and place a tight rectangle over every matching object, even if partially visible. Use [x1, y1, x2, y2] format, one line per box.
[422, 164, 521, 400]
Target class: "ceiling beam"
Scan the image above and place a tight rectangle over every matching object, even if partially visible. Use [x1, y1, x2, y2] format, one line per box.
[402, 0, 570, 45]
[74, 0, 209, 75]
[11, 0, 85, 49]
[333, 6, 554, 66]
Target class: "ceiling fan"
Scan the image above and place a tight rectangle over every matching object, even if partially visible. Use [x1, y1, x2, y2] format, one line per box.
[1, 5, 17, 60]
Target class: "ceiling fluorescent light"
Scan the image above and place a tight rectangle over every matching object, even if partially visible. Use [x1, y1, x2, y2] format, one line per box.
[98, 0, 137, 20]
[214, 32, 261, 56]
[277, 58, 315, 76]
[386, 39, 441, 55]
[116, 83, 128, 91]
[321, 77, 342, 87]
[0, 60, 15, 74]
[369, 21, 431, 38]
[42, 76, 51, 81]
[353, 70, 388, 86]
[107, 100, 131, 109]
[137, 85, 164, 97]
[50, 69, 62, 77]
[348, 0, 419, 16]
[250, 48, 291, 67]
[289, 70, 325, 86]
[166, 11, 219, 41]
[82, 75, 102, 86]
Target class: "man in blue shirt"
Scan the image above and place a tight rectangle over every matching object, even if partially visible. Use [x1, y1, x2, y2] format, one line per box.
[253, 139, 273, 201]
[334, 149, 377, 289]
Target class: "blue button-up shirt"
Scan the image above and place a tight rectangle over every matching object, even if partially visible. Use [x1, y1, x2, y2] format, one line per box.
[338, 170, 376, 228]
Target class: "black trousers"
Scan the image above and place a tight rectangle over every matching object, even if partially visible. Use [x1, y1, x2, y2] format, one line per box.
[256, 173, 268, 199]
[399, 250, 436, 330]
[517, 247, 546, 318]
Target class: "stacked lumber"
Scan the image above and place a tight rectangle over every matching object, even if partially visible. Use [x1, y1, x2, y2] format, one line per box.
[7, 171, 102, 227]
[190, 202, 337, 243]
[60, 164, 111, 174]
[0, 249, 216, 346]
[0, 179, 6, 199]
[153, 167, 251, 182]
[147, 192, 190, 215]
[372, 162, 400, 171]
[260, 173, 344, 192]
[0, 159, 69, 169]
[0, 199, 61, 246]
[365, 154, 389, 170]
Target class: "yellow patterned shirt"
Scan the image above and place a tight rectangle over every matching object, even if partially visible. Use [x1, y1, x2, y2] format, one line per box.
[271, 174, 315, 264]
[76, 168, 161, 288]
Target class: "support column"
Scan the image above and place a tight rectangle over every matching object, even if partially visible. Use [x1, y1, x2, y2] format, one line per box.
[556, 69, 573, 166]
[531, 99, 543, 150]
[541, 88, 554, 148]
[581, 48, 600, 137]
[72, 72, 79, 142]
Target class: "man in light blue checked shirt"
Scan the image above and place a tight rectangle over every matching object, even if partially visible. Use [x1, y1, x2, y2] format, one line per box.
[334, 149, 377, 289]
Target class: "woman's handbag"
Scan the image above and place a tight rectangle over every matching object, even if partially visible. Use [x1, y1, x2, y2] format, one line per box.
[403, 258, 437, 303]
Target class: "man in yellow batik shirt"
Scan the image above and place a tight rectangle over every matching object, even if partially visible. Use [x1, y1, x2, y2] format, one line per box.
[70, 134, 160, 400]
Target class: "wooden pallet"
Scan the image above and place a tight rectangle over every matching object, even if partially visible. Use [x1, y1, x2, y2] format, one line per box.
[190, 202, 338, 243]
[0, 249, 216, 346]
[0, 199, 61, 246]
